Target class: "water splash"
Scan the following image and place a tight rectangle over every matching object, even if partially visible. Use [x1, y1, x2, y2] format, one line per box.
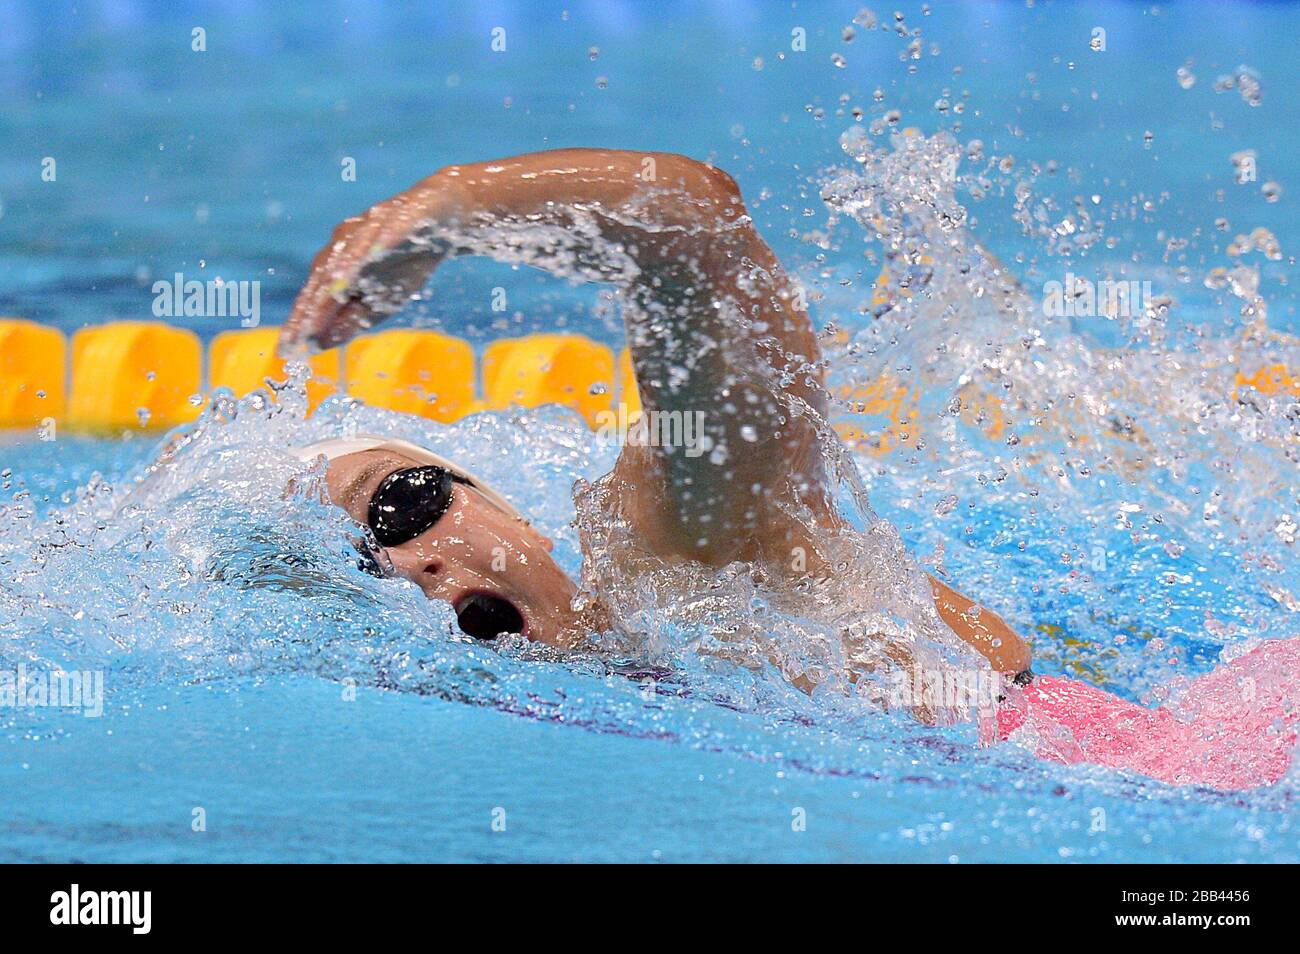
[817, 127, 1299, 717]
[2, 139, 1296, 794]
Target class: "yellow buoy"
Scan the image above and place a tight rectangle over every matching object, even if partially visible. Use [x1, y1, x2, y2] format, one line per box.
[482, 333, 614, 428]
[345, 329, 482, 422]
[210, 327, 339, 412]
[68, 321, 203, 431]
[0, 318, 66, 427]
[1236, 363, 1300, 398]
[617, 348, 642, 421]
[833, 372, 921, 455]
[957, 380, 1008, 440]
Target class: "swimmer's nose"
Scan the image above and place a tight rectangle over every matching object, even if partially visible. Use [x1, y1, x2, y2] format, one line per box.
[407, 560, 448, 598]
[381, 549, 446, 595]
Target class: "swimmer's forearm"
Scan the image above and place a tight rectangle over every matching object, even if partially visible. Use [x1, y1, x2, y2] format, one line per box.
[423, 149, 743, 234]
[285, 148, 813, 362]
[440, 153, 829, 563]
[283, 148, 828, 563]
[929, 575, 1031, 674]
[283, 149, 749, 350]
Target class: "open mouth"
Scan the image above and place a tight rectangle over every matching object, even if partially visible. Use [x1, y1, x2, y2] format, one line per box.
[454, 592, 527, 641]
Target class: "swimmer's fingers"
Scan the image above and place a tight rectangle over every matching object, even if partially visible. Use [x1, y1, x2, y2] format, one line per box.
[324, 242, 444, 347]
[282, 210, 391, 353]
[282, 205, 446, 353]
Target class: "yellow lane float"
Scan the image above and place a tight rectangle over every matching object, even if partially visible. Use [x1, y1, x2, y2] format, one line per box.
[68, 321, 203, 431]
[5, 318, 1297, 452]
[482, 333, 614, 428]
[345, 329, 482, 422]
[833, 372, 922, 454]
[1235, 363, 1300, 398]
[0, 318, 66, 427]
[617, 348, 642, 421]
[210, 327, 340, 412]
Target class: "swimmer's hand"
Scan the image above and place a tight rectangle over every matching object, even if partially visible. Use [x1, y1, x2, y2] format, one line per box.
[281, 180, 463, 354]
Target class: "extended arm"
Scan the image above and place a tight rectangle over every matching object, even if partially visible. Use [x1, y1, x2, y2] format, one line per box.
[282, 148, 828, 566]
[281, 148, 1029, 672]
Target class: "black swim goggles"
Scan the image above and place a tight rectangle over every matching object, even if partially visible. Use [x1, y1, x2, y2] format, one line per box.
[366, 465, 471, 547]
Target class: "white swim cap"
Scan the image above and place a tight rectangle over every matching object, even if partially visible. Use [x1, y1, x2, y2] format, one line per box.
[291, 434, 526, 523]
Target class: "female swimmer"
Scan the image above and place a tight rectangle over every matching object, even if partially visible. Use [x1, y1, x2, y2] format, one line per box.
[279, 149, 1299, 788]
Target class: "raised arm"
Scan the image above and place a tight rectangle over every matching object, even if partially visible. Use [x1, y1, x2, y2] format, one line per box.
[282, 148, 829, 567]
[281, 148, 1029, 673]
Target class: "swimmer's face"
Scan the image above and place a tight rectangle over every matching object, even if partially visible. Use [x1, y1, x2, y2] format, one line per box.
[324, 449, 582, 648]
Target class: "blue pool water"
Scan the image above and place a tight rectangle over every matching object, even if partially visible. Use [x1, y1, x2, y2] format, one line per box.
[2, 1, 1300, 862]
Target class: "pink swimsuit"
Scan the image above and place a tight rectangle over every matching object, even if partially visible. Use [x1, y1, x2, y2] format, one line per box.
[997, 637, 1300, 790]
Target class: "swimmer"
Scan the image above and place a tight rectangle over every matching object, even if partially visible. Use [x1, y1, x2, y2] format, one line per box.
[279, 149, 1300, 789]
[281, 148, 1032, 686]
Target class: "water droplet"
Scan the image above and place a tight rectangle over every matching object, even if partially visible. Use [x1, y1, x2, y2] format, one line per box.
[934, 494, 958, 516]
[1215, 65, 1263, 106]
[831, 53, 847, 69]
[1230, 149, 1257, 184]
[1262, 181, 1282, 203]
[1273, 515, 1298, 544]
[1236, 67, 1264, 106]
